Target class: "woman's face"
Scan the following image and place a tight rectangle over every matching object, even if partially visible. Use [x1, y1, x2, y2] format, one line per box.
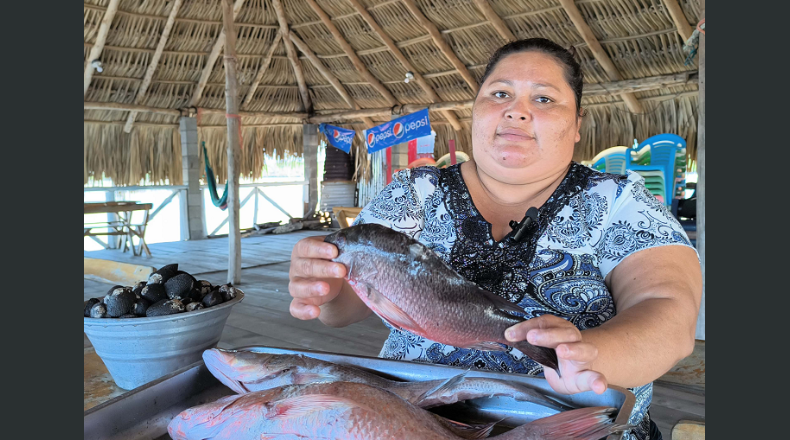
[471, 51, 581, 184]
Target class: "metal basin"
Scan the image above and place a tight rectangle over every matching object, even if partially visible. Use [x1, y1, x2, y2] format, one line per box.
[84, 292, 244, 390]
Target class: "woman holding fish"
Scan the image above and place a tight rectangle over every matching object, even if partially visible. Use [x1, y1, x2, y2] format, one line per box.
[288, 38, 701, 440]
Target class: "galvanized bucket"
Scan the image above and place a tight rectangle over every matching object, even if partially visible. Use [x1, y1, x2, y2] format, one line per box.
[84, 292, 244, 390]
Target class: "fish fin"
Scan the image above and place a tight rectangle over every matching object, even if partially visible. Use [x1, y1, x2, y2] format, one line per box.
[413, 372, 468, 406]
[477, 287, 528, 317]
[467, 341, 509, 352]
[518, 406, 629, 440]
[433, 415, 497, 440]
[362, 283, 424, 333]
[268, 394, 371, 419]
[512, 340, 561, 376]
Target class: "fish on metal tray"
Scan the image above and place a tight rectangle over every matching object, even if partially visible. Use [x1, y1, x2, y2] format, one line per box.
[167, 381, 626, 440]
[202, 349, 574, 412]
[324, 224, 560, 374]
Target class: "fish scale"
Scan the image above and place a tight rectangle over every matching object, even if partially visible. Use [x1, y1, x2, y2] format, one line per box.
[325, 223, 560, 373]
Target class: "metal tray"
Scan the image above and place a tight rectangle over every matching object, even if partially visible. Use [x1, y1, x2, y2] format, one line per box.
[84, 345, 635, 440]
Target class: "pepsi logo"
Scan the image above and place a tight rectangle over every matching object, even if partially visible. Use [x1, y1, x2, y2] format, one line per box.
[333, 129, 340, 138]
[393, 122, 404, 138]
[367, 132, 375, 146]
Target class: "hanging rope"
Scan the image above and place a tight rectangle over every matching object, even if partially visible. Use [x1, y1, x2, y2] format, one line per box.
[202, 141, 229, 210]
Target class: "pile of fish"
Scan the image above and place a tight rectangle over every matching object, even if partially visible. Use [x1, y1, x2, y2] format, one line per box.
[83, 263, 242, 319]
[168, 349, 629, 440]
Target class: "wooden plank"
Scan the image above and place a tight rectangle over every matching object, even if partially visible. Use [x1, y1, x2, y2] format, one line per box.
[303, 124, 319, 216]
[557, 0, 644, 114]
[304, 0, 398, 107]
[124, 0, 184, 132]
[221, 0, 242, 285]
[289, 32, 358, 111]
[345, 0, 463, 131]
[401, 0, 479, 94]
[83, 101, 182, 116]
[188, 0, 247, 107]
[696, 0, 705, 341]
[83, 257, 155, 285]
[84, 0, 120, 97]
[271, 0, 312, 114]
[672, 420, 705, 440]
[242, 33, 282, 108]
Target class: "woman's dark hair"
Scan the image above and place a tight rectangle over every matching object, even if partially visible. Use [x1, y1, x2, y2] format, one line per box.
[478, 38, 585, 114]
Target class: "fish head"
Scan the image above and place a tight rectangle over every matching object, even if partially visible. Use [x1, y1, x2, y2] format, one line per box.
[324, 224, 417, 257]
[203, 349, 307, 393]
[167, 390, 281, 440]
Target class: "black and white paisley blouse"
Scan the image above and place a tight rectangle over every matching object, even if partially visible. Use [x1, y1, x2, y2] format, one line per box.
[352, 162, 695, 440]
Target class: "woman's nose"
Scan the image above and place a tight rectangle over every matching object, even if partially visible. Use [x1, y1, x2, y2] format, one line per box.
[506, 101, 530, 121]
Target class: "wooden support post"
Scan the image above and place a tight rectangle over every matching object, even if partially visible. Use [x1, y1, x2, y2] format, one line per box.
[303, 124, 319, 217]
[663, 0, 694, 42]
[558, 0, 644, 114]
[84, 0, 120, 97]
[221, 0, 242, 284]
[179, 117, 206, 241]
[105, 191, 118, 249]
[472, 0, 516, 42]
[124, 0, 184, 132]
[695, 0, 705, 341]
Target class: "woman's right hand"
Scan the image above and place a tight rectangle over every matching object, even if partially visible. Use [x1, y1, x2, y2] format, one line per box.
[288, 236, 348, 320]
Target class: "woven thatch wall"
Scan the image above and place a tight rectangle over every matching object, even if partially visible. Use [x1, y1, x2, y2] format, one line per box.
[84, 0, 702, 186]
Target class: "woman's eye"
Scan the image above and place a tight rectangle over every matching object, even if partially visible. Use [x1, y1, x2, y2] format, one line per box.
[493, 91, 509, 99]
[536, 96, 553, 104]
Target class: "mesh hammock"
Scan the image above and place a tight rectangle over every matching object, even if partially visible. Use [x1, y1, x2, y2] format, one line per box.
[202, 141, 228, 210]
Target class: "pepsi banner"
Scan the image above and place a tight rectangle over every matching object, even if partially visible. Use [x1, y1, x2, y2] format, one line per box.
[364, 108, 432, 154]
[319, 123, 355, 154]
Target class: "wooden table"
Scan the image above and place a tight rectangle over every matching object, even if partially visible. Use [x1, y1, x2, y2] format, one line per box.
[84, 202, 153, 257]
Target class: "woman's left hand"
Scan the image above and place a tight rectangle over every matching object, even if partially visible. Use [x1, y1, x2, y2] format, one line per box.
[505, 314, 608, 395]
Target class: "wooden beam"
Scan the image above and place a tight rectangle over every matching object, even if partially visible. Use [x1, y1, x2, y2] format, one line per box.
[289, 33, 375, 129]
[663, 0, 694, 42]
[558, 0, 644, 114]
[695, 0, 705, 341]
[308, 99, 474, 124]
[221, 0, 242, 284]
[84, 101, 183, 116]
[583, 72, 695, 96]
[471, 0, 516, 42]
[124, 0, 184, 133]
[84, 0, 120, 97]
[242, 32, 282, 108]
[401, 0, 478, 94]
[187, 0, 246, 108]
[271, 0, 313, 114]
[346, 0, 463, 132]
[304, 0, 398, 107]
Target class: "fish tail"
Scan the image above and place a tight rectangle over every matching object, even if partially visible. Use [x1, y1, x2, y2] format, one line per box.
[513, 341, 561, 376]
[495, 407, 629, 440]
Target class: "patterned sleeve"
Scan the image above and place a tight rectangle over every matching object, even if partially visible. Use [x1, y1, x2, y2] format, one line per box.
[594, 171, 698, 279]
[351, 168, 436, 239]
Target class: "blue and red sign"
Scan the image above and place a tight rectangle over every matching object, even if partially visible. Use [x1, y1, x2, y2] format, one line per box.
[319, 123, 355, 154]
[364, 108, 431, 154]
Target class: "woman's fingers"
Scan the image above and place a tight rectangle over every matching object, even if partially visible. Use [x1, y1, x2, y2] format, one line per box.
[289, 299, 320, 320]
[557, 342, 599, 363]
[574, 369, 608, 395]
[504, 314, 572, 341]
[288, 278, 330, 299]
[526, 326, 582, 348]
[292, 236, 338, 260]
[544, 366, 608, 395]
[290, 258, 347, 279]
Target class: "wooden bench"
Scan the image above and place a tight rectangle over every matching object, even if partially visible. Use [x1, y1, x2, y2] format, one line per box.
[84, 202, 153, 256]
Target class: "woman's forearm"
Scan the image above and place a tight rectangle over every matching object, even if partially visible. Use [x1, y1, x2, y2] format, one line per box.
[582, 295, 698, 388]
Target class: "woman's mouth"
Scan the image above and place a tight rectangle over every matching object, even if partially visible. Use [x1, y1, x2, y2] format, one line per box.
[496, 128, 535, 141]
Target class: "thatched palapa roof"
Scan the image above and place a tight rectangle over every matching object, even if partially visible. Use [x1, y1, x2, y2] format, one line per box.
[84, 0, 701, 186]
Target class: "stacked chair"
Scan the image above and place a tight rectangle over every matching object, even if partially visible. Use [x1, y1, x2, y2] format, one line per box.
[588, 134, 688, 207]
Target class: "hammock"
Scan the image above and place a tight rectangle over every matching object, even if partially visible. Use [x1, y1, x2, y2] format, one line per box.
[202, 141, 229, 210]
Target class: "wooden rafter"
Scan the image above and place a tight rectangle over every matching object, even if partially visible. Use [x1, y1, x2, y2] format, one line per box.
[271, 0, 312, 114]
[123, 0, 184, 133]
[471, 0, 516, 42]
[242, 32, 282, 109]
[345, 0, 462, 132]
[289, 33, 376, 128]
[662, 0, 694, 42]
[187, 0, 247, 108]
[84, 0, 120, 97]
[558, 0, 643, 114]
[400, 0, 478, 94]
[305, 0, 398, 107]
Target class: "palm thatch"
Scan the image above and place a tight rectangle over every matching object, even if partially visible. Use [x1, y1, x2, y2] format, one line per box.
[85, 0, 701, 185]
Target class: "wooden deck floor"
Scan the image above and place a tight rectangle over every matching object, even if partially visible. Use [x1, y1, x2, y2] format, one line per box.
[84, 231, 704, 438]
